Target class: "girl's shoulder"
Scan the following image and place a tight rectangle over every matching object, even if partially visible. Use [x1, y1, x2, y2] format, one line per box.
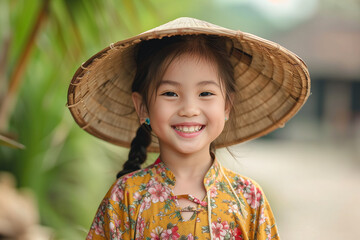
[219, 166, 271, 212]
[219, 167, 279, 238]
[114, 163, 159, 187]
[220, 165, 266, 196]
[105, 161, 173, 199]
[221, 165, 257, 182]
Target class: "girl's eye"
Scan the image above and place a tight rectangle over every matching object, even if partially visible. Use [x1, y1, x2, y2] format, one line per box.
[199, 92, 214, 97]
[161, 91, 178, 97]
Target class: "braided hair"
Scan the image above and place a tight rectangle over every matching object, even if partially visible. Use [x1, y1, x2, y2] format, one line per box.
[116, 124, 152, 178]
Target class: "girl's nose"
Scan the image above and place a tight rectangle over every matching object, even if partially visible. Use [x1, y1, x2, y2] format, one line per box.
[178, 99, 201, 117]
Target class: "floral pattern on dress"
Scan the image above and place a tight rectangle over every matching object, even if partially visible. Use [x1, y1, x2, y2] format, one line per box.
[87, 158, 279, 240]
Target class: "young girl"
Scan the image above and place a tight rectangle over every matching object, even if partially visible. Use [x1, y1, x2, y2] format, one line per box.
[67, 17, 310, 240]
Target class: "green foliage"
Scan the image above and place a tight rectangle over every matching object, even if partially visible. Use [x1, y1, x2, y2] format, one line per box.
[0, 0, 209, 239]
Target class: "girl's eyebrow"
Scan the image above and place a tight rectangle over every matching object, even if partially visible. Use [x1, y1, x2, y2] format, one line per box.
[197, 80, 220, 88]
[160, 80, 220, 87]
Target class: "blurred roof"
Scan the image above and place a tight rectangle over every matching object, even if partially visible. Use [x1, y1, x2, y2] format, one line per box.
[273, 14, 360, 81]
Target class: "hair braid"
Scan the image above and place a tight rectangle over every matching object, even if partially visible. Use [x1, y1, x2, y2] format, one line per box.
[116, 124, 152, 178]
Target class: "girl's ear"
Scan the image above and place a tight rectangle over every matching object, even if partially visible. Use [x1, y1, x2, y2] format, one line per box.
[225, 93, 234, 119]
[132, 92, 149, 123]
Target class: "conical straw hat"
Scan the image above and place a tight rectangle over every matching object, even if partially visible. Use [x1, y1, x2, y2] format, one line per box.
[67, 17, 310, 152]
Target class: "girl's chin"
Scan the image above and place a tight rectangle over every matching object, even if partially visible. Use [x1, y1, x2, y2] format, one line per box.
[163, 142, 212, 156]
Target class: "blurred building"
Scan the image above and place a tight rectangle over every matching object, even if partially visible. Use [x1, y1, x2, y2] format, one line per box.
[272, 14, 360, 143]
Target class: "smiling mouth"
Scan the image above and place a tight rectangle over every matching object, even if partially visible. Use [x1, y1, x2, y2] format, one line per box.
[172, 125, 204, 133]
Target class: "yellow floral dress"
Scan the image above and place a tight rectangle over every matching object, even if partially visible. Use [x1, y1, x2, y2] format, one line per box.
[87, 158, 279, 240]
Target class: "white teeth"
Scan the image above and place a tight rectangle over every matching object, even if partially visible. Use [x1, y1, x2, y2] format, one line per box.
[175, 125, 202, 133]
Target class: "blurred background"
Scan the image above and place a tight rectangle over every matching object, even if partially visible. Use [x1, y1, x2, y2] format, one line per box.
[0, 0, 359, 239]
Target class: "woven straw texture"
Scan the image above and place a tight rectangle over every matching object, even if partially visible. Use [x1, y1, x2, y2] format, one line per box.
[67, 17, 310, 152]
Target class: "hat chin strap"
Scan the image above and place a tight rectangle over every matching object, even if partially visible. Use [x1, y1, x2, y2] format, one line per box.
[207, 190, 213, 239]
[219, 162, 243, 214]
[207, 162, 244, 239]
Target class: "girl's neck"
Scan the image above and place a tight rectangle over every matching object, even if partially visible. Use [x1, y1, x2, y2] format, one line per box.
[159, 147, 213, 180]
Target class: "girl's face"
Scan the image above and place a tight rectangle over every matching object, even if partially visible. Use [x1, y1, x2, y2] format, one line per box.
[133, 54, 231, 157]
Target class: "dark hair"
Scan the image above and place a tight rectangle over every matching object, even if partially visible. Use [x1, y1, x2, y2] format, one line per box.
[116, 34, 236, 178]
[116, 123, 152, 178]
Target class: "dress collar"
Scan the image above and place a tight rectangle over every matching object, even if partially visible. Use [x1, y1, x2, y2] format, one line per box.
[153, 154, 222, 191]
